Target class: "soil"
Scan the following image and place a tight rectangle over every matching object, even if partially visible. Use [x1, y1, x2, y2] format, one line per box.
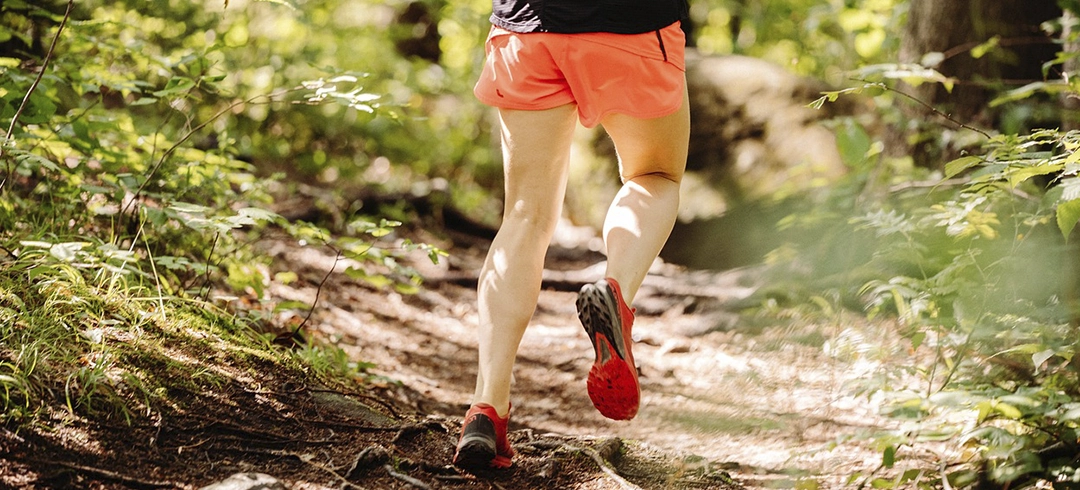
[0, 221, 902, 490]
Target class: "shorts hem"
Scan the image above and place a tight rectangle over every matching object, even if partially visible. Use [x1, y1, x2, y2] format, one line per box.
[473, 91, 575, 112]
[582, 105, 682, 128]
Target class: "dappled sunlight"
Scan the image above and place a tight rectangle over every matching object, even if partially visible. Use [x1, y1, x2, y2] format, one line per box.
[284, 234, 906, 487]
[4, 0, 1078, 487]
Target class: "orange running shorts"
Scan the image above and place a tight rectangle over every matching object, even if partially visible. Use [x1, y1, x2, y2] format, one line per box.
[473, 22, 687, 128]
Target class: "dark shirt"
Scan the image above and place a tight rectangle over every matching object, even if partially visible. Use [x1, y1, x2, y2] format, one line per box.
[491, 0, 690, 34]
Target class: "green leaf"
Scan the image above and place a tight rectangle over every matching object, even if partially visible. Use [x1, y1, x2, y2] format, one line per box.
[1062, 177, 1080, 201]
[1060, 405, 1080, 422]
[27, 265, 51, 280]
[909, 331, 926, 351]
[168, 202, 211, 215]
[152, 77, 196, 97]
[944, 156, 982, 178]
[1005, 163, 1063, 188]
[15, 91, 57, 124]
[976, 401, 989, 425]
[394, 282, 420, 295]
[49, 242, 88, 262]
[993, 401, 1023, 420]
[870, 478, 895, 489]
[1056, 198, 1080, 240]
[882, 445, 896, 468]
[343, 267, 393, 288]
[153, 256, 194, 271]
[970, 36, 1000, 59]
[273, 300, 312, 312]
[988, 451, 1043, 483]
[274, 271, 299, 284]
[237, 207, 281, 223]
[1032, 349, 1055, 372]
[836, 120, 872, 169]
[15, 151, 61, 173]
[991, 81, 1070, 107]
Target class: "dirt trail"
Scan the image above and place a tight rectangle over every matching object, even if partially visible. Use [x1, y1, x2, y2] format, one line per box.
[0, 225, 904, 489]
[266, 226, 899, 489]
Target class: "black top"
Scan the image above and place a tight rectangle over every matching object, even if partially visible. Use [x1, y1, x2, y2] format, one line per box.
[491, 0, 690, 34]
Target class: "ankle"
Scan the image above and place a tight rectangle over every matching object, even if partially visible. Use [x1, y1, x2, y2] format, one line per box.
[472, 401, 511, 419]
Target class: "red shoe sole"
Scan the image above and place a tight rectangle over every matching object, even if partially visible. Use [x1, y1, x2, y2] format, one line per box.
[578, 279, 640, 421]
[586, 347, 640, 420]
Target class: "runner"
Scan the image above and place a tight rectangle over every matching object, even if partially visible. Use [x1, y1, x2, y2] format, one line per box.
[453, 0, 692, 469]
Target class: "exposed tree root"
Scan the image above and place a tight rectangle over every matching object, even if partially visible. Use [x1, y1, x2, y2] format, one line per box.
[45, 461, 178, 489]
[384, 464, 433, 489]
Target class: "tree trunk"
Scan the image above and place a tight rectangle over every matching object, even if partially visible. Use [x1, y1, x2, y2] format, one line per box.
[1062, 9, 1080, 328]
[889, 0, 1061, 167]
[1063, 9, 1080, 131]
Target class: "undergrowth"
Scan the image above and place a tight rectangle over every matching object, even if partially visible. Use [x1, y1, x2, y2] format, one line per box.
[763, 70, 1080, 487]
[0, 0, 442, 429]
[6, 0, 1079, 488]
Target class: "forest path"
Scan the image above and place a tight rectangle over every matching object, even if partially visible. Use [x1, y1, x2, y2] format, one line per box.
[264, 226, 897, 489]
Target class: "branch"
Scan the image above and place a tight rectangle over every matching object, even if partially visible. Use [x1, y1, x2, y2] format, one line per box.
[2, 0, 75, 192]
[117, 88, 293, 225]
[384, 465, 433, 490]
[940, 36, 1056, 63]
[290, 245, 343, 340]
[853, 78, 992, 138]
[198, 232, 221, 302]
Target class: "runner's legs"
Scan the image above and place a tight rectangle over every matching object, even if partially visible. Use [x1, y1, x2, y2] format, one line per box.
[472, 104, 579, 417]
[598, 86, 690, 304]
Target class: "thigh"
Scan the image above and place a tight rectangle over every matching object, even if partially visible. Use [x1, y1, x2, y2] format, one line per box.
[497, 104, 579, 223]
[600, 86, 690, 183]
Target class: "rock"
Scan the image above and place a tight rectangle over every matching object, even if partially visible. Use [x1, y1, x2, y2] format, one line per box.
[310, 391, 396, 426]
[683, 52, 847, 206]
[566, 51, 851, 270]
[199, 473, 287, 490]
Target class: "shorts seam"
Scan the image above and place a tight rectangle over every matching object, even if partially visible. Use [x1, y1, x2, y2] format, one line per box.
[473, 92, 573, 112]
[587, 104, 683, 128]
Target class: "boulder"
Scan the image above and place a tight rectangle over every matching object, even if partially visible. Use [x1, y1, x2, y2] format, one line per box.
[565, 51, 849, 269]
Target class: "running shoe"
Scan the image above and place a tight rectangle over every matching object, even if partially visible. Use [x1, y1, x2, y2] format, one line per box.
[577, 278, 640, 421]
[452, 403, 514, 469]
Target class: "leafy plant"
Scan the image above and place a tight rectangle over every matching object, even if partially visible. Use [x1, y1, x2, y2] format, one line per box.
[778, 69, 1080, 487]
[0, 0, 452, 428]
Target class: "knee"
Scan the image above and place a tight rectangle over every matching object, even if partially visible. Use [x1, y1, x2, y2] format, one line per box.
[503, 199, 561, 236]
[620, 168, 684, 186]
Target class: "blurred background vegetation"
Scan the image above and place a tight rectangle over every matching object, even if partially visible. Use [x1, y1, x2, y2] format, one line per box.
[3, 0, 1080, 488]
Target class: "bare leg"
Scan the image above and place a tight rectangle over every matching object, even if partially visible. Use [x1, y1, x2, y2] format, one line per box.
[599, 87, 690, 303]
[472, 104, 579, 417]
